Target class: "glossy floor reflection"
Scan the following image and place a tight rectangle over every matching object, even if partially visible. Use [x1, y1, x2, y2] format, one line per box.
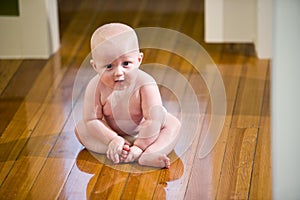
[72, 149, 184, 199]
[0, 0, 271, 199]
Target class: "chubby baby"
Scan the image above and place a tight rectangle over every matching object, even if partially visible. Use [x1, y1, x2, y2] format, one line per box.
[75, 23, 181, 168]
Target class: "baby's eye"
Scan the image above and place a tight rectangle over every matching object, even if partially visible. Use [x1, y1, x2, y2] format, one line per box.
[105, 64, 112, 70]
[123, 61, 131, 66]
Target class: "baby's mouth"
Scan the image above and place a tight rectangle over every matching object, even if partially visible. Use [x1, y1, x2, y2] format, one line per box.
[114, 78, 125, 82]
[114, 78, 127, 90]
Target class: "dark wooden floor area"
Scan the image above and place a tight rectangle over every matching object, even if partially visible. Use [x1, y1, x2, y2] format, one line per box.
[0, 0, 271, 199]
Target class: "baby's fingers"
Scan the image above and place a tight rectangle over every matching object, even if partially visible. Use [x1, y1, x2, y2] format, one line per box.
[113, 153, 119, 163]
[107, 147, 120, 163]
[116, 145, 123, 155]
[109, 151, 119, 163]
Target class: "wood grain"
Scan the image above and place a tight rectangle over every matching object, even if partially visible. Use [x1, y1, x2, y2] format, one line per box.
[217, 128, 259, 199]
[0, 0, 271, 199]
[249, 63, 271, 200]
[0, 60, 22, 95]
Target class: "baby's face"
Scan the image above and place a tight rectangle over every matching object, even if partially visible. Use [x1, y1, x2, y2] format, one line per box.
[96, 51, 143, 90]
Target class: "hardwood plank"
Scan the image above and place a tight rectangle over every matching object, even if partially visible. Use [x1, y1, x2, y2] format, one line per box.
[57, 0, 83, 38]
[159, 32, 208, 200]
[92, 0, 144, 28]
[185, 113, 224, 200]
[249, 116, 271, 200]
[1, 60, 46, 98]
[27, 62, 96, 199]
[216, 128, 259, 199]
[0, 56, 65, 143]
[231, 58, 268, 128]
[0, 60, 46, 137]
[27, 107, 82, 200]
[152, 1, 216, 198]
[163, 116, 203, 199]
[89, 165, 131, 199]
[28, 156, 77, 200]
[0, 64, 56, 186]
[153, 154, 185, 199]
[57, 149, 104, 200]
[0, 135, 58, 199]
[123, 171, 161, 199]
[57, 1, 101, 66]
[179, 0, 204, 41]
[185, 51, 245, 199]
[0, 98, 22, 138]
[0, 73, 70, 197]
[0, 59, 22, 94]
[249, 63, 271, 199]
[0, 101, 45, 185]
[20, 36, 103, 200]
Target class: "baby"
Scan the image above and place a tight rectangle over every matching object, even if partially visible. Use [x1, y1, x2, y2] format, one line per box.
[75, 23, 181, 168]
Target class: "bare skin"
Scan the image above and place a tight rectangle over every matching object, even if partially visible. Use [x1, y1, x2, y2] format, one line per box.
[75, 23, 181, 168]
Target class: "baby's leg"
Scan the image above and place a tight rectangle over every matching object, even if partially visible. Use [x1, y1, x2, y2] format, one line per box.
[75, 120, 132, 162]
[75, 120, 108, 153]
[138, 113, 181, 168]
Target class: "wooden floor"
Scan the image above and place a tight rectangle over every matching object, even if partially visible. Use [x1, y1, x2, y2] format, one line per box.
[0, 0, 271, 199]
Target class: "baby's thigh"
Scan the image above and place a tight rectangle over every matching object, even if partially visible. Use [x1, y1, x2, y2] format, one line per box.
[162, 113, 181, 134]
[75, 120, 107, 153]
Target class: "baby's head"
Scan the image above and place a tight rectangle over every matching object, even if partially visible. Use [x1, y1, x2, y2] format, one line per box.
[90, 23, 143, 90]
[90, 23, 141, 71]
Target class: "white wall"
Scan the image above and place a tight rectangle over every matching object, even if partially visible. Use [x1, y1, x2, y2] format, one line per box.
[256, 0, 272, 59]
[205, 0, 272, 59]
[0, 0, 60, 58]
[272, 0, 300, 199]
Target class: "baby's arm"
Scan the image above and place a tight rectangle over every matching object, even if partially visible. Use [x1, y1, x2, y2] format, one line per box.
[133, 84, 166, 151]
[124, 84, 165, 163]
[82, 76, 125, 163]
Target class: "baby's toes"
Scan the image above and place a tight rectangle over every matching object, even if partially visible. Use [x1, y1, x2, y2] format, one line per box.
[122, 149, 129, 157]
[124, 154, 135, 163]
[157, 154, 170, 168]
[123, 144, 130, 152]
[120, 150, 129, 162]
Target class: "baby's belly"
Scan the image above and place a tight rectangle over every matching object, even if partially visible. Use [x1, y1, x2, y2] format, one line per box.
[104, 115, 142, 136]
[102, 97, 143, 136]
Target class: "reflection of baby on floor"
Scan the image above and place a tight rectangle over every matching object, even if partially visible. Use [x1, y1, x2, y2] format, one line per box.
[75, 149, 184, 198]
[75, 23, 181, 168]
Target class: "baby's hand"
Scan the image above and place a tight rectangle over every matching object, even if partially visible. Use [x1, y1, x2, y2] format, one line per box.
[124, 145, 143, 163]
[106, 136, 124, 163]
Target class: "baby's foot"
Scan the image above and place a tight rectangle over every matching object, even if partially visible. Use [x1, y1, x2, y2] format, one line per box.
[120, 144, 130, 162]
[124, 146, 143, 163]
[139, 153, 170, 168]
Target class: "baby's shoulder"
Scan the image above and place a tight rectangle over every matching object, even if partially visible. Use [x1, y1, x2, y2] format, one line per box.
[86, 75, 107, 96]
[84, 75, 100, 92]
[136, 70, 156, 86]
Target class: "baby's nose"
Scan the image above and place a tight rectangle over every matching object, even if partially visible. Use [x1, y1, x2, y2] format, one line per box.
[114, 66, 124, 76]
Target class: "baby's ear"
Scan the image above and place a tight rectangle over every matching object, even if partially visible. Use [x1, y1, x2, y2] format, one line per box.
[138, 52, 144, 63]
[90, 59, 97, 71]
